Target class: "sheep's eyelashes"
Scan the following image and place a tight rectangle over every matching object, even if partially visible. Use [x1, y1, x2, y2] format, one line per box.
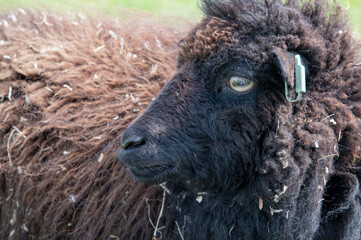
[229, 76, 254, 93]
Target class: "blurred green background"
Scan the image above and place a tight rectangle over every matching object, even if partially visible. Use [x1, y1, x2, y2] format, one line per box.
[0, 0, 360, 34]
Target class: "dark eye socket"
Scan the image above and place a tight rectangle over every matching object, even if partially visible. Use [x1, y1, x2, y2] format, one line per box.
[228, 76, 254, 92]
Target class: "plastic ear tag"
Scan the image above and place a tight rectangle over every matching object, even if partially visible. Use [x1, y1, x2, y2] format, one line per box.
[285, 55, 306, 103]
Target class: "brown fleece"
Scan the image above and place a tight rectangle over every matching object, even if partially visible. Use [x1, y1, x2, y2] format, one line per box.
[0, 9, 182, 240]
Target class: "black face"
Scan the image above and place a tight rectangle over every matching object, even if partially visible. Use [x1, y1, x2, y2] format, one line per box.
[118, 58, 280, 189]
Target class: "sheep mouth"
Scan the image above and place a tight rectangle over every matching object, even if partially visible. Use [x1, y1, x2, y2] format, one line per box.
[127, 164, 174, 183]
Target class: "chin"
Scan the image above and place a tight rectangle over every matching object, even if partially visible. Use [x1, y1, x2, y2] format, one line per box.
[126, 163, 175, 184]
[118, 148, 178, 184]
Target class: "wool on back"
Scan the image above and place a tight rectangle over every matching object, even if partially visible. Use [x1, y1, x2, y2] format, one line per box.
[0, 9, 181, 240]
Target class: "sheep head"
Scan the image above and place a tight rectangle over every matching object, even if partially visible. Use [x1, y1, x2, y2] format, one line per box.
[118, 0, 361, 199]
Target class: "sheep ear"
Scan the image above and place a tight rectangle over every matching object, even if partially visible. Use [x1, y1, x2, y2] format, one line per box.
[270, 47, 296, 88]
[271, 48, 307, 103]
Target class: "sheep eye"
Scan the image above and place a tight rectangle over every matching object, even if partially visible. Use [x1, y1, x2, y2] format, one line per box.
[229, 76, 254, 92]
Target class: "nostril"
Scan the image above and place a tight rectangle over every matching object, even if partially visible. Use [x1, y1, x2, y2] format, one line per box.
[121, 135, 146, 150]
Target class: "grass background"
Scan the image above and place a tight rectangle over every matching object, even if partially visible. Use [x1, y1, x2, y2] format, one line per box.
[0, 0, 360, 34]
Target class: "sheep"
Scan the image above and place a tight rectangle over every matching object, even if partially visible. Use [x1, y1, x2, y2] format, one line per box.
[0, 9, 181, 240]
[0, 1, 360, 240]
[119, 0, 361, 239]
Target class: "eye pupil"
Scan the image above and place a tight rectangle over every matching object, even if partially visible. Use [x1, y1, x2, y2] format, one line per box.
[232, 79, 248, 86]
[229, 77, 254, 92]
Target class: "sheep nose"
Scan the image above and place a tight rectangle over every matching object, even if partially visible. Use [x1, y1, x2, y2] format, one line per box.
[121, 134, 146, 150]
